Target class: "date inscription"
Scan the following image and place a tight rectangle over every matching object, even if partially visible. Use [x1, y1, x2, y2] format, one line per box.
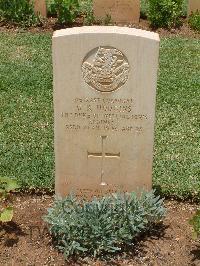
[60, 97, 149, 134]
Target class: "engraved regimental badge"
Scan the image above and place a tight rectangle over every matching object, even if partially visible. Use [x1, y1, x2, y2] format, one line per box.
[82, 46, 130, 93]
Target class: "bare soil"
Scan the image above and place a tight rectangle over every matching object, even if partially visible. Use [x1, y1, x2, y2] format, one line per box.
[0, 18, 200, 39]
[0, 194, 199, 266]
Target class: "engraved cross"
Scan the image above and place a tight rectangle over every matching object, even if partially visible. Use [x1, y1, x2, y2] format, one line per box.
[87, 136, 120, 186]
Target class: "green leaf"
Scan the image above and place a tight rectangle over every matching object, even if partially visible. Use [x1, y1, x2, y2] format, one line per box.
[5, 179, 20, 192]
[0, 190, 7, 200]
[0, 207, 13, 222]
[0, 176, 11, 186]
[76, 245, 88, 252]
[0, 177, 20, 192]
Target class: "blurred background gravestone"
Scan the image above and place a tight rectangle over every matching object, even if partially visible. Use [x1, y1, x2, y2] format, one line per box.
[93, 0, 140, 24]
[188, 0, 200, 16]
[34, 0, 47, 17]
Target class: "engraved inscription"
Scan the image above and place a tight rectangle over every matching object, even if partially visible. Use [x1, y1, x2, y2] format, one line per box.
[82, 47, 130, 93]
[61, 97, 148, 134]
[87, 136, 120, 186]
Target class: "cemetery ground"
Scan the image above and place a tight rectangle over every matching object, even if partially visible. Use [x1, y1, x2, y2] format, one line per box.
[0, 30, 199, 264]
[0, 194, 199, 265]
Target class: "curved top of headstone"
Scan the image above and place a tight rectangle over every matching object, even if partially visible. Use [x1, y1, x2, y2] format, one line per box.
[53, 26, 160, 42]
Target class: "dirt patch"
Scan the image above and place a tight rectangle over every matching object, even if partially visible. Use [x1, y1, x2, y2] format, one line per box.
[0, 194, 199, 266]
[0, 18, 200, 39]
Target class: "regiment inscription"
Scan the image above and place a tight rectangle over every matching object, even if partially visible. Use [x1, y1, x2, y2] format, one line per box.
[61, 97, 147, 134]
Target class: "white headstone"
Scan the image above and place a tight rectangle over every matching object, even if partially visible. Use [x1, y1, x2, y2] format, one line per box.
[53, 26, 160, 198]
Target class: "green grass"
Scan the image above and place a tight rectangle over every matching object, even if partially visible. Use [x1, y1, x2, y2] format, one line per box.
[0, 33, 199, 200]
[154, 37, 200, 200]
[0, 33, 54, 190]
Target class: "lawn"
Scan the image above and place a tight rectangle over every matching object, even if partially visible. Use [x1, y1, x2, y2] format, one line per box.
[0, 32, 199, 200]
[0, 33, 54, 190]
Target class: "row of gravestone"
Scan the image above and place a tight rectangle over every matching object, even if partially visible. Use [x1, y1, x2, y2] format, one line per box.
[34, 0, 200, 23]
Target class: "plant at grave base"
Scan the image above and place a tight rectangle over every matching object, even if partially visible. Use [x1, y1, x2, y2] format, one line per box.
[103, 14, 113, 26]
[44, 190, 166, 258]
[94, 14, 113, 26]
[189, 210, 200, 239]
[147, 0, 183, 29]
[0, 0, 39, 27]
[53, 0, 79, 24]
[47, 0, 57, 17]
[140, 0, 149, 19]
[188, 11, 200, 32]
[79, 0, 95, 25]
[0, 177, 20, 223]
[181, 0, 188, 17]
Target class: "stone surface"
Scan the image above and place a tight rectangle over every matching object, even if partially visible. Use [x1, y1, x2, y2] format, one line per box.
[93, 0, 140, 24]
[34, 0, 47, 17]
[53, 26, 160, 198]
[188, 0, 200, 16]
